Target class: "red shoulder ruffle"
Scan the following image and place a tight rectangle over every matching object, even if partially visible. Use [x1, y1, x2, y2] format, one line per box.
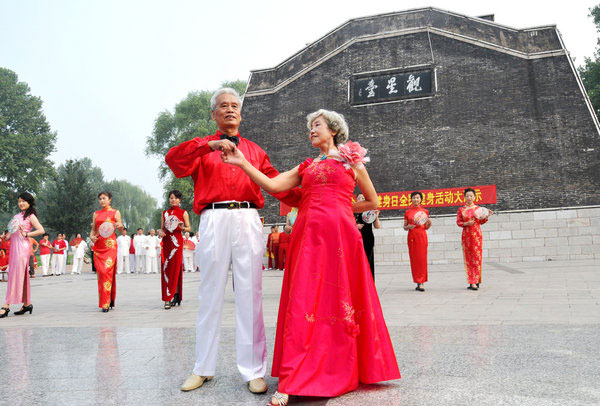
[298, 158, 314, 176]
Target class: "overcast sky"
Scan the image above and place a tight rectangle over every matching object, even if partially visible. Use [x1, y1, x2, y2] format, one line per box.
[1, 1, 598, 201]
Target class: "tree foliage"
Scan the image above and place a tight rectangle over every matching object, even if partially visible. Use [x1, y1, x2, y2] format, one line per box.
[37, 158, 157, 239]
[0, 67, 57, 212]
[104, 179, 157, 232]
[37, 158, 103, 239]
[579, 5, 600, 118]
[146, 80, 247, 230]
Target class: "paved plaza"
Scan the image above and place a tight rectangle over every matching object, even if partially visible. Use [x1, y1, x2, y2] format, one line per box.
[1, 259, 599, 405]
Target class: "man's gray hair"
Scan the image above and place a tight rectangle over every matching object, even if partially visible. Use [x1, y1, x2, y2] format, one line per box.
[306, 109, 349, 145]
[210, 88, 243, 111]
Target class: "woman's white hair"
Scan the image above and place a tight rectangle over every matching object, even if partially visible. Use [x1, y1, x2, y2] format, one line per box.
[306, 109, 349, 145]
[210, 88, 243, 111]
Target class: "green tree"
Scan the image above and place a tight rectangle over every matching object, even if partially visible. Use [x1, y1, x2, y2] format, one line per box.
[146, 80, 247, 230]
[579, 5, 600, 118]
[0, 67, 57, 212]
[103, 179, 157, 232]
[37, 158, 104, 239]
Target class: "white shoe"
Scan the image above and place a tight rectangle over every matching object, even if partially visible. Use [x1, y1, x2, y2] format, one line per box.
[180, 374, 213, 391]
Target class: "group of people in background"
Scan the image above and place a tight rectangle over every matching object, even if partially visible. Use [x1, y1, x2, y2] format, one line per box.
[0, 87, 498, 405]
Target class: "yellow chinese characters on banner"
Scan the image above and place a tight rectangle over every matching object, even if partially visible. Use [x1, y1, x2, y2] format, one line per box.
[375, 185, 496, 210]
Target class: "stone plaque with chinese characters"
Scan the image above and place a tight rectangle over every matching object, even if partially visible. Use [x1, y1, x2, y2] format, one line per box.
[350, 68, 434, 105]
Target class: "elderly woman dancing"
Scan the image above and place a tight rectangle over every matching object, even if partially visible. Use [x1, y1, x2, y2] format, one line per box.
[221, 109, 400, 405]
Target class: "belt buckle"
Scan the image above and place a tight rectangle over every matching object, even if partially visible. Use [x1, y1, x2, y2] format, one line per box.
[227, 202, 238, 210]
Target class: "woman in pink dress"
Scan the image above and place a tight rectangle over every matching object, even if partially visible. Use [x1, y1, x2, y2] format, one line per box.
[456, 188, 493, 290]
[222, 109, 400, 405]
[1, 192, 45, 318]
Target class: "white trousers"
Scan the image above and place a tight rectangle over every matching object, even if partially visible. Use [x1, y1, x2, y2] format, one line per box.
[135, 254, 145, 273]
[129, 254, 136, 273]
[117, 254, 129, 274]
[193, 207, 266, 381]
[51, 254, 65, 275]
[40, 254, 51, 275]
[183, 250, 194, 272]
[71, 257, 84, 274]
[145, 254, 158, 274]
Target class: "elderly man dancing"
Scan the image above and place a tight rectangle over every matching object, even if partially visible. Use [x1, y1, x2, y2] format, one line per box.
[166, 88, 298, 394]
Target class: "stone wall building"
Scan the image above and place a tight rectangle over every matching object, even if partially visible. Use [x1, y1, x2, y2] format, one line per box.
[243, 8, 600, 263]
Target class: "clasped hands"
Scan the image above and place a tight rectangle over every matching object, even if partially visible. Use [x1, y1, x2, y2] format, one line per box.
[210, 139, 245, 166]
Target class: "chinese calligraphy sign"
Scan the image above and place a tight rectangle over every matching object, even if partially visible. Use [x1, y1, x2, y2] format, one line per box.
[351, 68, 434, 105]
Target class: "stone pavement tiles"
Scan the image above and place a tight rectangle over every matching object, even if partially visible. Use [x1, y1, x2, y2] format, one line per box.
[0, 260, 598, 405]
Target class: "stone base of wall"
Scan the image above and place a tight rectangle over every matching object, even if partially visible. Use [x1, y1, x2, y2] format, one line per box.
[372, 207, 600, 265]
[262, 207, 600, 266]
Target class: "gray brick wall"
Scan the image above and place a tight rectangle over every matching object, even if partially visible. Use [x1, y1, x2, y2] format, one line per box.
[242, 10, 599, 223]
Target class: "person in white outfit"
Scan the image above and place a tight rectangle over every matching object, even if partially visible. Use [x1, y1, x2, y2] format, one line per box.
[166, 88, 300, 394]
[155, 235, 162, 273]
[190, 232, 199, 272]
[133, 228, 146, 273]
[39, 233, 52, 276]
[116, 228, 131, 275]
[50, 233, 67, 276]
[70, 233, 88, 274]
[183, 232, 195, 272]
[144, 229, 159, 274]
[63, 238, 69, 271]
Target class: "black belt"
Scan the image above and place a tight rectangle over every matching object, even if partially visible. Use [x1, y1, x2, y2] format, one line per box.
[208, 202, 257, 210]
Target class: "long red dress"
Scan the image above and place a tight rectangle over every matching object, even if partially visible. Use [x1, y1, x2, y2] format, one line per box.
[404, 206, 429, 284]
[457, 205, 489, 284]
[161, 206, 184, 302]
[93, 209, 118, 308]
[272, 158, 400, 397]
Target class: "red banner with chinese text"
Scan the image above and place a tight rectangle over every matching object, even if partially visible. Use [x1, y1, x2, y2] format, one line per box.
[376, 185, 497, 210]
[279, 185, 496, 215]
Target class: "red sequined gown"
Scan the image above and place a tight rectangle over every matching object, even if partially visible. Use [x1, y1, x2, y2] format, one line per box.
[272, 158, 400, 397]
[93, 209, 118, 308]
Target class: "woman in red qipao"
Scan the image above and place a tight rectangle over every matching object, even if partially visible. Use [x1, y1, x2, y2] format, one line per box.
[90, 192, 123, 312]
[404, 191, 432, 292]
[221, 109, 400, 405]
[457, 187, 493, 291]
[158, 189, 190, 309]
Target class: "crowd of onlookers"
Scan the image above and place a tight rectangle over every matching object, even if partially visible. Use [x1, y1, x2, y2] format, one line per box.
[0, 227, 201, 281]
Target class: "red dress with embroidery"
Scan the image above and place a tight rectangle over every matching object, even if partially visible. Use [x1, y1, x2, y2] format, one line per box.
[404, 206, 429, 283]
[272, 158, 400, 397]
[457, 205, 489, 284]
[93, 209, 118, 308]
[161, 206, 184, 302]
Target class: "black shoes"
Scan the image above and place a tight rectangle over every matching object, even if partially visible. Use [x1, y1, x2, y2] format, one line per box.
[164, 301, 171, 310]
[14, 304, 33, 315]
[467, 284, 479, 290]
[170, 293, 181, 307]
[0, 307, 9, 318]
[102, 308, 109, 313]
[415, 284, 425, 292]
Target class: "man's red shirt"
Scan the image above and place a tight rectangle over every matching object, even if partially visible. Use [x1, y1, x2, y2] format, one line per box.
[165, 130, 300, 214]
